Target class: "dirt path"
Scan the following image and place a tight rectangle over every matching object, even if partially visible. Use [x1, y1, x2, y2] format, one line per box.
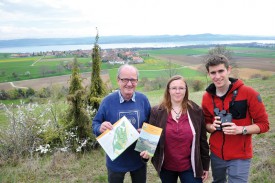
[0, 72, 111, 91]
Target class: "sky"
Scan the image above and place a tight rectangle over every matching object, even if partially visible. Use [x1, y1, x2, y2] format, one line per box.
[0, 0, 275, 40]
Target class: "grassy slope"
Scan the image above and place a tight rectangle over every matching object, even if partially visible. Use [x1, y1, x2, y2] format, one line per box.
[0, 77, 274, 183]
[0, 47, 275, 182]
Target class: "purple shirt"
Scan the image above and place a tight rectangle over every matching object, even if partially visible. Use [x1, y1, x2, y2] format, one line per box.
[163, 112, 193, 171]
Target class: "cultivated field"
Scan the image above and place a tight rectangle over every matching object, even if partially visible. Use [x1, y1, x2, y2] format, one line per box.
[154, 54, 275, 79]
[1, 55, 274, 91]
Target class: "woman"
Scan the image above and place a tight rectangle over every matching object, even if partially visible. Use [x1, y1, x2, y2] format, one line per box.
[141, 75, 210, 183]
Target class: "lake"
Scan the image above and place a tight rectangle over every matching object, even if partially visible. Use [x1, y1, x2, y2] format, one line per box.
[0, 40, 275, 53]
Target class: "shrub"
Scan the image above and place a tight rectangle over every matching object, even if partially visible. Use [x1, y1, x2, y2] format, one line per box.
[262, 74, 270, 80]
[0, 90, 9, 100]
[8, 89, 21, 99]
[190, 80, 205, 92]
[0, 102, 46, 162]
[250, 74, 262, 79]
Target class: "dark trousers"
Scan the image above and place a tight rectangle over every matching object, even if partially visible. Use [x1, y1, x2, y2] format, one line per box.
[160, 167, 202, 183]
[107, 165, 147, 183]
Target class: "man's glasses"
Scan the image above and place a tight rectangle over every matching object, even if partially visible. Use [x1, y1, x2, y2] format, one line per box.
[169, 87, 186, 92]
[118, 77, 138, 84]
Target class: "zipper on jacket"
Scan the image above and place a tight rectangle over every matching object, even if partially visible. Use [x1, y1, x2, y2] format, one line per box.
[220, 99, 226, 160]
[221, 133, 225, 159]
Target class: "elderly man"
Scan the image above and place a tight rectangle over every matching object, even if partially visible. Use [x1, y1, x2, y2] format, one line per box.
[92, 64, 151, 183]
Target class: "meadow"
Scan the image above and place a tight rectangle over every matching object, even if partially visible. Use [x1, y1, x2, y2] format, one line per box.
[0, 76, 274, 182]
[0, 46, 275, 182]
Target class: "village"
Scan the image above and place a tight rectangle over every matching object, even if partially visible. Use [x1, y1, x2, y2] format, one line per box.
[10, 48, 147, 65]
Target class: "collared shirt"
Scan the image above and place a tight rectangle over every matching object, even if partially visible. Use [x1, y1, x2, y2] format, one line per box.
[163, 112, 193, 172]
[118, 90, 136, 103]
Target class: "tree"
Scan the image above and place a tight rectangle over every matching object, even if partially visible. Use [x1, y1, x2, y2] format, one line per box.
[208, 45, 233, 59]
[165, 58, 179, 78]
[201, 45, 237, 85]
[88, 28, 106, 110]
[65, 58, 92, 151]
[68, 58, 83, 95]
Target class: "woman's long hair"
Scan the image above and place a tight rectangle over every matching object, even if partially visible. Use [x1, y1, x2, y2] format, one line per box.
[159, 75, 189, 112]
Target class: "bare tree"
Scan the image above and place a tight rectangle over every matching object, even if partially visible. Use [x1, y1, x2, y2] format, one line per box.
[165, 58, 179, 78]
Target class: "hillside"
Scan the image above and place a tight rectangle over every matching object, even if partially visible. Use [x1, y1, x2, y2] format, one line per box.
[1, 34, 275, 48]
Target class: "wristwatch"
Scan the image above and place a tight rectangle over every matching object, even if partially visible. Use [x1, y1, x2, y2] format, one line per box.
[242, 126, 248, 135]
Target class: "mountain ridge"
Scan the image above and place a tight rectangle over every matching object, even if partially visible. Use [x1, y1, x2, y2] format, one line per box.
[1, 33, 275, 48]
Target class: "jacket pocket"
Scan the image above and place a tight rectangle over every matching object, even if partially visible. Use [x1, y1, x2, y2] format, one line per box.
[229, 100, 247, 119]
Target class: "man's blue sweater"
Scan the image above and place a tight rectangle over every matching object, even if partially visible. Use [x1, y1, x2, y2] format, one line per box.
[92, 90, 151, 172]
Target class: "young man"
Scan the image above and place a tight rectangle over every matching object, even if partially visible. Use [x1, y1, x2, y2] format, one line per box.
[201, 54, 269, 183]
[92, 64, 151, 183]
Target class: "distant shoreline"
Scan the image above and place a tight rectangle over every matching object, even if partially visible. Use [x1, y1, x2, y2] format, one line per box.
[1, 40, 275, 53]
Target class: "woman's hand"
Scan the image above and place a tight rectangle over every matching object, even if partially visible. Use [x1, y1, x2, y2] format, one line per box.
[201, 170, 209, 182]
[140, 150, 150, 159]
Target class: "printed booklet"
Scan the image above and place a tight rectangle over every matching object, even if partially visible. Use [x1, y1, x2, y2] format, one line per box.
[134, 123, 163, 157]
[96, 116, 140, 161]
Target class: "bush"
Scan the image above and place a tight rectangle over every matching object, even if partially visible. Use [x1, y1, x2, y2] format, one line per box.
[190, 80, 205, 92]
[0, 90, 9, 100]
[0, 103, 46, 162]
[262, 75, 271, 80]
[143, 77, 168, 92]
[8, 89, 21, 99]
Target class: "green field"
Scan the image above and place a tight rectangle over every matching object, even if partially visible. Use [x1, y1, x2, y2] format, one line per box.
[140, 47, 209, 55]
[0, 57, 92, 82]
[1, 46, 275, 83]
[0, 46, 275, 182]
[141, 46, 275, 58]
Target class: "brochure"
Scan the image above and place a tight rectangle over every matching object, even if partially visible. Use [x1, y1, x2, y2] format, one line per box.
[134, 123, 162, 157]
[96, 116, 140, 161]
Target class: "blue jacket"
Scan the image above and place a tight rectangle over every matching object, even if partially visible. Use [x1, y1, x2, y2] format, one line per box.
[92, 90, 151, 172]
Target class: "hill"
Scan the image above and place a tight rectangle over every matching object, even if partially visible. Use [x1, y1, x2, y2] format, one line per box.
[1, 34, 275, 48]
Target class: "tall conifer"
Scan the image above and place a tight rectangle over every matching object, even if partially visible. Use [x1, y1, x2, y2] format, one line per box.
[66, 58, 91, 150]
[89, 28, 106, 110]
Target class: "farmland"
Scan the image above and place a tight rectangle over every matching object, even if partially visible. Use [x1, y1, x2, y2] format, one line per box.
[0, 46, 275, 182]
[1, 46, 275, 91]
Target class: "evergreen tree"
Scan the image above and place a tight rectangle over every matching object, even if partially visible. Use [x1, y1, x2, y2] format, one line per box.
[69, 58, 83, 94]
[88, 28, 106, 110]
[65, 58, 92, 151]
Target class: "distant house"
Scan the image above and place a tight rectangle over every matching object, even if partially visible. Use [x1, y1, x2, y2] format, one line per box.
[131, 56, 144, 64]
[11, 53, 31, 57]
[109, 60, 125, 65]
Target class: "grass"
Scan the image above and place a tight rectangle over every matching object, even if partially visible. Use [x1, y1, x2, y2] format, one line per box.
[0, 76, 274, 182]
[140, 47, 209, 56]
[0, 57, 92, 83]
[140, 46, 275, 58]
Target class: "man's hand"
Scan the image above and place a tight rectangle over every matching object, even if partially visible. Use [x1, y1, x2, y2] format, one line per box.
[100, 121, 113, 133]
[206, 116, 221, 133]
[222, 122, 242, 135]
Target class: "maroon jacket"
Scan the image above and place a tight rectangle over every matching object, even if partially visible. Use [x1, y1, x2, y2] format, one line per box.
[149, 100, 210, 178]
[202, 78, 269, 160]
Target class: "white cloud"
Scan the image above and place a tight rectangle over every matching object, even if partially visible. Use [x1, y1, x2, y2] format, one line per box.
[0, 0, 274, 40]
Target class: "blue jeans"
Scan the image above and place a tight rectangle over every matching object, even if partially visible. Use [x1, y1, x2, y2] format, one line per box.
[211, 153, 251, 183]
[107, 165, 146, 183]
[160, 167, 202, 183]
